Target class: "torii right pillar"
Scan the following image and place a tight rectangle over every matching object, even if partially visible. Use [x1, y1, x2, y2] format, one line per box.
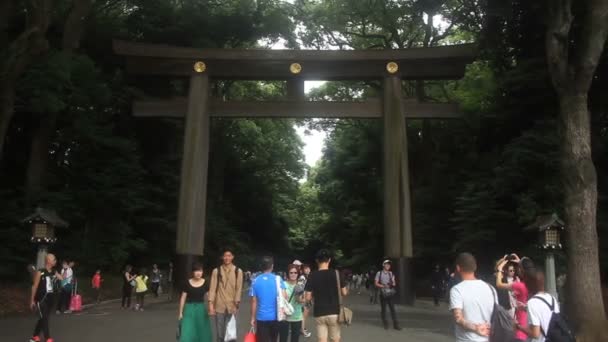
[383, 73, 415, 305]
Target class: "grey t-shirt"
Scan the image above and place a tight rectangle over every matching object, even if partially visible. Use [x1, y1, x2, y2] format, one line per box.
[375, 271, 394, 286]
[449, 279, 497, 342]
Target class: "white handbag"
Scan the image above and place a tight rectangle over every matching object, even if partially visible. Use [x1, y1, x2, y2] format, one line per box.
[275, 276, 294, 320]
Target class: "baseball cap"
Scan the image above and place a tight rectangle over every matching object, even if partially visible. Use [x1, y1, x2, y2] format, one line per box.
[382, 259, 391, 265]
[292, 260, 303, 266]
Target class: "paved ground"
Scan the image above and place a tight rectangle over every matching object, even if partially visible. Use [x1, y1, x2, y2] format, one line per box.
[0, 291, 454, 341]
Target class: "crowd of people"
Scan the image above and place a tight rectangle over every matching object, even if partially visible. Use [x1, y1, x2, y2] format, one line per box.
[27, 249, 572, 342]
[448, 252, 573, 342]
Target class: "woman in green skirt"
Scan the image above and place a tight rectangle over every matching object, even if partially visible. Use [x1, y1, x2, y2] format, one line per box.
[179, 263, 212, 342]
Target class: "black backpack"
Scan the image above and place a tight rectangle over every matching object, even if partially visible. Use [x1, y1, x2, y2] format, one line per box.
[485, 283, 516, 342]
[530, 295, 575, 342]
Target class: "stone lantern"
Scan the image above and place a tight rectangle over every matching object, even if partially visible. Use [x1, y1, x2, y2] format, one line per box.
[524, 213, 565, 299]
[23, 208, 68, 268]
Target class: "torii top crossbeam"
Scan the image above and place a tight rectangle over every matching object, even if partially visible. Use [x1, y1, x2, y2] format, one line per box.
[113, 40, 476, 80]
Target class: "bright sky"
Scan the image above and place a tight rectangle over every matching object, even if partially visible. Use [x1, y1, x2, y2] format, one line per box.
[268, 38, 328, 167]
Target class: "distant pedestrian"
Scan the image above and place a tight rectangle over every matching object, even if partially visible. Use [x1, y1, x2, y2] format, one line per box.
[57, 260, 73, 314]
[375, 260, 401, 330]
[151, 264, 162, 297]
[368, 268, 378, 304]
[250, 256, 287, 342]
[178, 262, 212, 342]
[297, 264, 312, 338]
[209, 248, 243, 342]
[121, 265, 136, 309]
[91, 269, 103, 304]
[167, 262, 174, 301]
[449, 253, 496, 342]
[29, 253, 63, 342]
[430, 264, 444, 306]
[134, 269, 148, 311]
[304, 249, 348, 342]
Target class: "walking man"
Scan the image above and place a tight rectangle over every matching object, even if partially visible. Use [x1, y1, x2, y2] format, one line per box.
[449, 253, 496, 342]
[150, 264, 161, 297]
[250, 256, 286, 342]
[430, 264, 444, 306]
[375, 260, 401, 330]
[167, 261, 174, 301]
[209, 249, 244, 342]
[30, 253, 63, 342]
[304, 249, 348, 342]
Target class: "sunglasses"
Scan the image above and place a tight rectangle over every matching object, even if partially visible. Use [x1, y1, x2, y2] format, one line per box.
[508, 269, 515, 272]
[289, 272, 299, 274]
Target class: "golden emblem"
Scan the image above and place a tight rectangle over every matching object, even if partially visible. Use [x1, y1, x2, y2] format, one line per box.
[290, 63, 302, 74]
[193, 61, 206, 73]
[386, 62, 399, 74]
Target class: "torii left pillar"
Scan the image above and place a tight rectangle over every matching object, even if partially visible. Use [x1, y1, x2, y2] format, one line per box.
[175, 69, 210, 293]
[383, 74, 415, 305]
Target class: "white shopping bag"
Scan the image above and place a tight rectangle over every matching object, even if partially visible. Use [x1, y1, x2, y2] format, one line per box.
[224, 314, 237, 341]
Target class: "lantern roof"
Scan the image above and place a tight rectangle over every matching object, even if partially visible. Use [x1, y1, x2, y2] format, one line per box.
[22, 207, 69, 227]
[524, 213, 564, 232]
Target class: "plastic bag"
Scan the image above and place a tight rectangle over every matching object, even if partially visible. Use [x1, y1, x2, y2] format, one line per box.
[243, 327, 256, 342]
[224, 314, 237, 341]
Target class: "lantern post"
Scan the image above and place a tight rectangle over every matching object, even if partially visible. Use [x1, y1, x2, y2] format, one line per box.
[525, 213, 564, 299]
[23, 208, 68, 269]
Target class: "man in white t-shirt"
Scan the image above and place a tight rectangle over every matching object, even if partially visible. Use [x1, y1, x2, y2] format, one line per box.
[449, 253, 496, 342]
[519, 270, 560, 342]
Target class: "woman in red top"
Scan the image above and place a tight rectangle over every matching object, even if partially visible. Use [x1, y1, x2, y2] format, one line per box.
[495, 254, 534, 341]
[91, 270, 102, 304]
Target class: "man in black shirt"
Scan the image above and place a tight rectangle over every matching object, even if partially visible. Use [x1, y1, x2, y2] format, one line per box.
[30, 253, 63, 342]
[304, 249, 348, 342]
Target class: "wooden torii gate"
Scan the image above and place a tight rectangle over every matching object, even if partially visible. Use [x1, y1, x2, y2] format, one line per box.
[114, 40, 475, 304]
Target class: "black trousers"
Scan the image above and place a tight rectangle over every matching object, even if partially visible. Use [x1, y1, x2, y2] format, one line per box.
[380, 296, 398, 325]
[58, 287, 71, 312]
[279, 321, 301, 342]
[432, 286, 442, 305]
[151, 282, 160, 297]
[256, 320, 280, 342]
[121, 286, 132, 308]
[33, 294, 53, 339]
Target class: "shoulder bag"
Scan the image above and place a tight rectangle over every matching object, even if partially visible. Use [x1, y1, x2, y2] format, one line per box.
[335, 270, 353, 325]
[380, 272, 397, 298]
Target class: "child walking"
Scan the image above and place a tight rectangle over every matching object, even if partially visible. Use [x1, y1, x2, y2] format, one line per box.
[91, 270, 103, 304]
[134, 269, 148, 311]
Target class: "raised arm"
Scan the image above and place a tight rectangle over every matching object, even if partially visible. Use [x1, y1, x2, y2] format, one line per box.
[494, 258, 512, 290]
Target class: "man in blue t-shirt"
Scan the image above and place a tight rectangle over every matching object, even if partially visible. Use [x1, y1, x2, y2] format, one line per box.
[250, 256, 286, 342]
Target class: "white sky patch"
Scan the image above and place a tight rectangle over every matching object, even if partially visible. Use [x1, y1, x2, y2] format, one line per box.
[265, 38, 328, 167]
[296, 125, 327, 167]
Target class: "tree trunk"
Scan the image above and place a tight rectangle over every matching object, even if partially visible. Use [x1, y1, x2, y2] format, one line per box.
[24, 113, 57, 205]
[23, 0, 93, 202]
[560, 93, 606, 335]
[0, 84, 16, 161]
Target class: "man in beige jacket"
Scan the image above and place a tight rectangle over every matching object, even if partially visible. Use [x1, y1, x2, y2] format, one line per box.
[209, 249, 244, 342]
